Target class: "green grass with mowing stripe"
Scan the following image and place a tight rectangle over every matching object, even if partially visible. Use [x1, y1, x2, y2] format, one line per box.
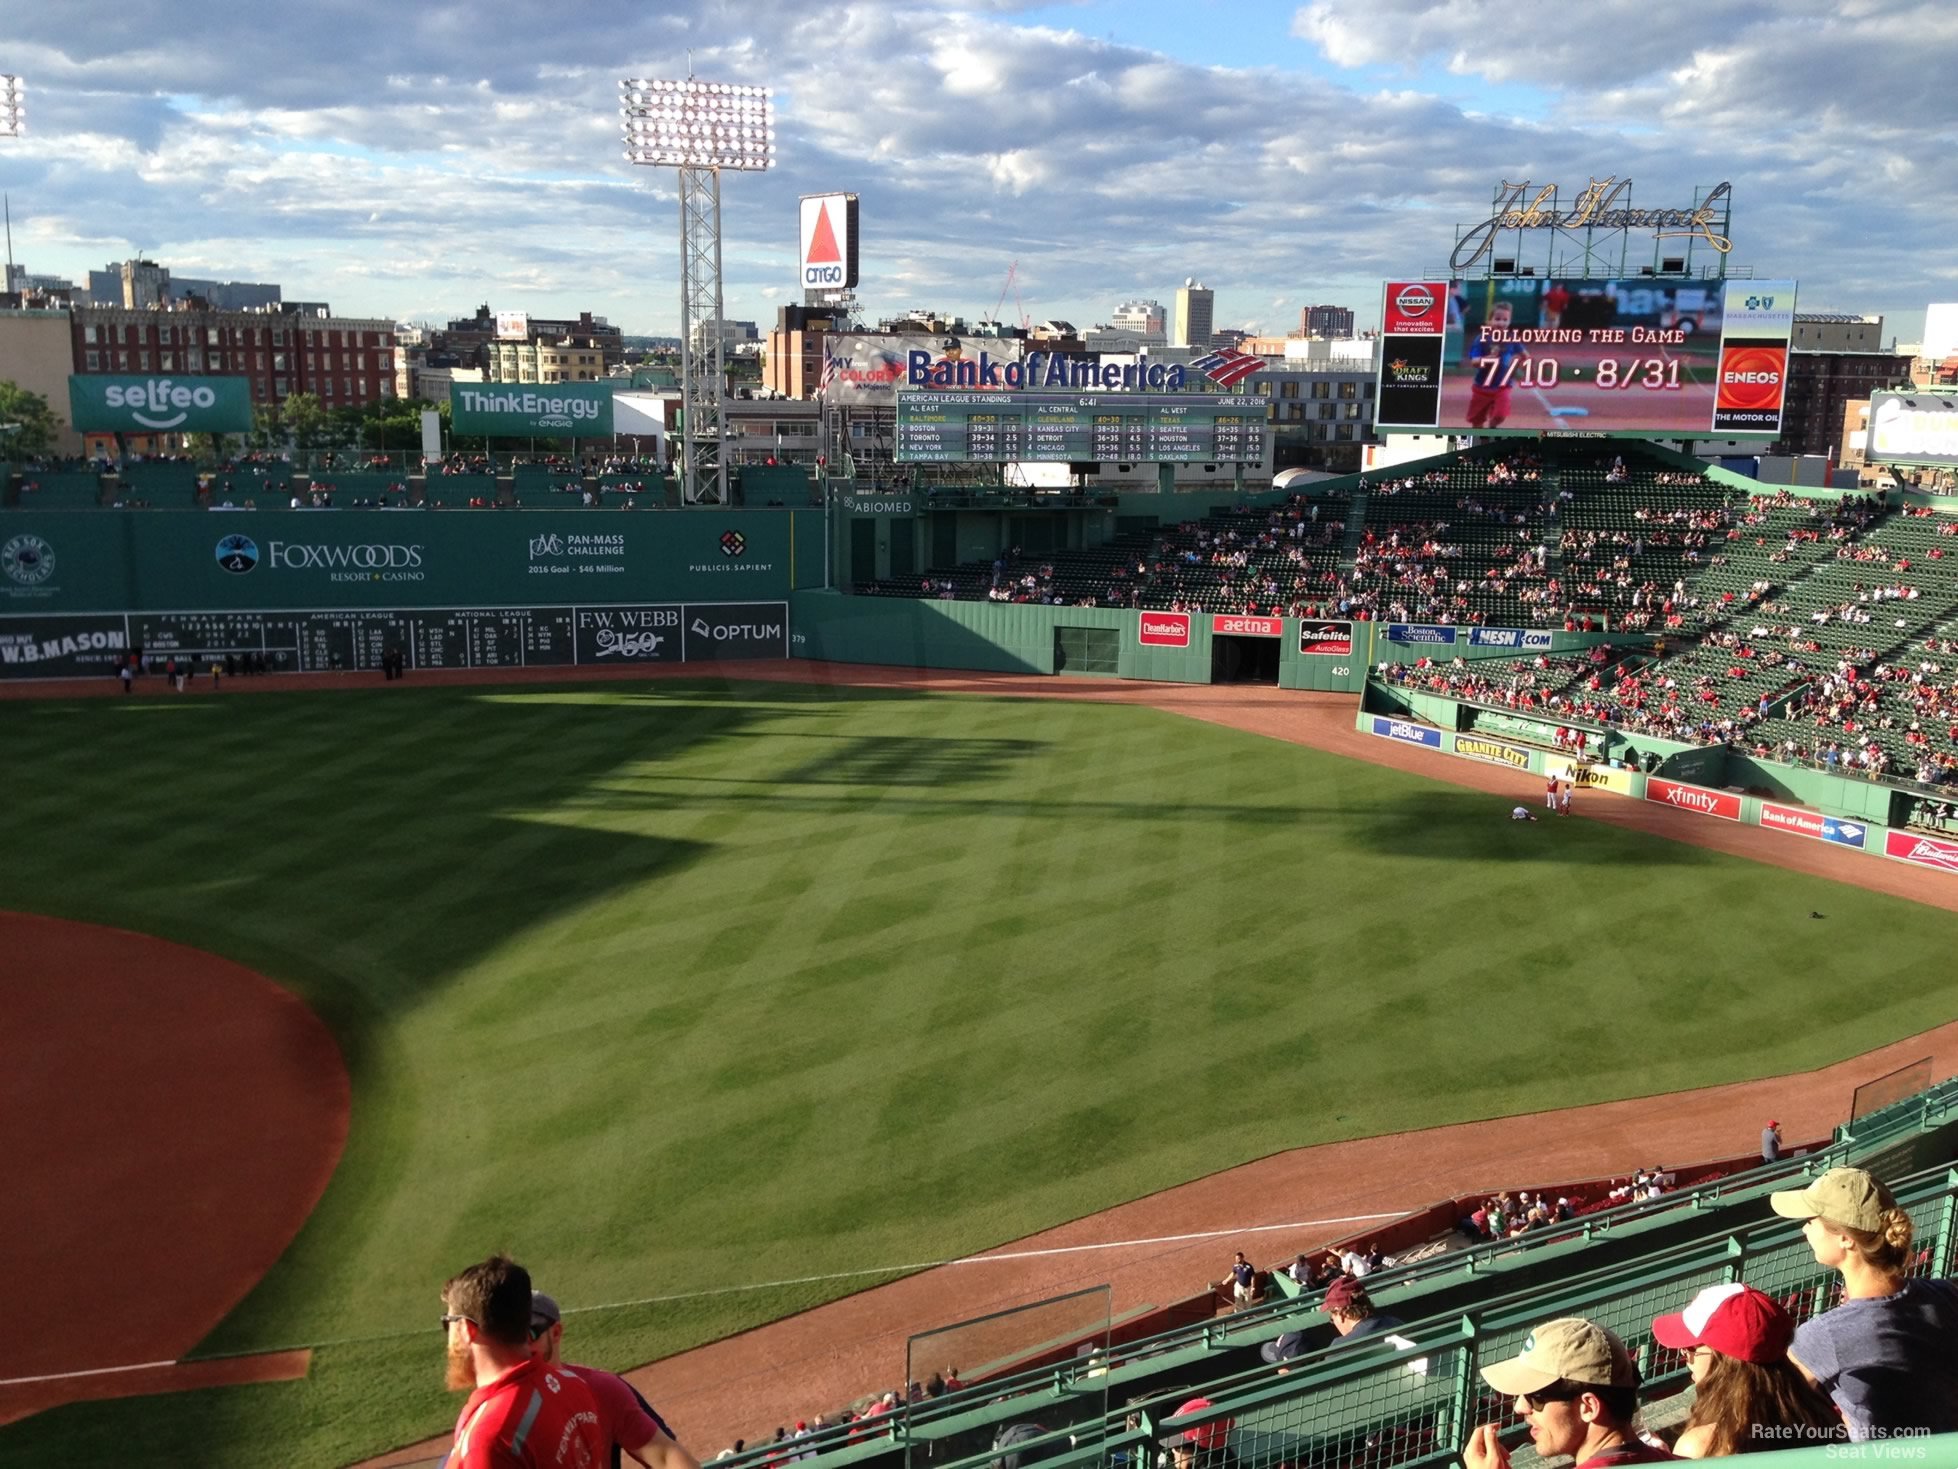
[2, 679, 1954, 1468]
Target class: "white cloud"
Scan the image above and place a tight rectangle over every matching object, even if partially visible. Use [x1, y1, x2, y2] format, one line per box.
[0, 0, 1947, 339]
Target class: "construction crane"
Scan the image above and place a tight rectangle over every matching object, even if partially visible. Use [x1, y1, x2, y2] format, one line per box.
[992, 261, 1031, 331]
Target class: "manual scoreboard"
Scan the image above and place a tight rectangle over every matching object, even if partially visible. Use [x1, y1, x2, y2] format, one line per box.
[895, 392, 1266, 464]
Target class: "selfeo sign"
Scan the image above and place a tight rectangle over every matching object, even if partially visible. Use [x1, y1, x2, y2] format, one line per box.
[69, 375, 253, 434]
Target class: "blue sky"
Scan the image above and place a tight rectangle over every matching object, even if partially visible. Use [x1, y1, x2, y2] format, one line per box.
[0, 1, 1949, 343]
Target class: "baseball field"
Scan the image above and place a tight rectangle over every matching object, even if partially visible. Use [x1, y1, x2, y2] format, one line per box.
[5, 673, 1958, 1468]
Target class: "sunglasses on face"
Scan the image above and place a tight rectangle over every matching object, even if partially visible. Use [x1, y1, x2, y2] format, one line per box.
[1521, 1386, 1584, 1413]
[441, 1312, 479, 1331]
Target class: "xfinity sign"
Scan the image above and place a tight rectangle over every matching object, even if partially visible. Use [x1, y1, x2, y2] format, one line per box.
[70, 374, 253, 434]
[799, 193, 859, 291]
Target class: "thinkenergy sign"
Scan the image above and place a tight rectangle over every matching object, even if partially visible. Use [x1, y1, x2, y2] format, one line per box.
[450, 381, 615, 437]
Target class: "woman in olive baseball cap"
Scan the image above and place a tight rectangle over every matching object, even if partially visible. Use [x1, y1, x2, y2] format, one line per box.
[1770, 1166, 1958, 1440]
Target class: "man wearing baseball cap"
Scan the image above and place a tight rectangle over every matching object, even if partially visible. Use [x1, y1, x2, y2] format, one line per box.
[1462, 1317, 1671, 1469]
[1649, 1283, 1838, 1456]
[530, 1291, 705, 1469]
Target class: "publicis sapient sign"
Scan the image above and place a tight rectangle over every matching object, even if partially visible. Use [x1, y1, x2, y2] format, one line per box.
[69, 375, 254, 434]
[451, 382, 614, 437]
[1450, 178, 1733, 272]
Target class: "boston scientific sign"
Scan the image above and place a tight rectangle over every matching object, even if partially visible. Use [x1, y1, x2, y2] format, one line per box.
[1452, 177, 1733, 271]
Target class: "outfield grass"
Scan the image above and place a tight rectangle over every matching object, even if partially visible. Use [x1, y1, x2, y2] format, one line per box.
[4, 678, 1956, 1468]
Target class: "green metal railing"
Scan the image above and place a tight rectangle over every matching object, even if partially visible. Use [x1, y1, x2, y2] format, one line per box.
[718, 1077, 1958, 1469]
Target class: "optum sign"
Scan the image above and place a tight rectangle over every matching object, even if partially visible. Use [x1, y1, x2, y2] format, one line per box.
[69, 375, 254, 434]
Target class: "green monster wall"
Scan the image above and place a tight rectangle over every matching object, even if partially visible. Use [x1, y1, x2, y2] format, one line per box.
[0, 510, 824, 679]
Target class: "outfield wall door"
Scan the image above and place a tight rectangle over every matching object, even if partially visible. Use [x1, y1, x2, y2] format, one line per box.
[1211, 633, 1280, 684]
[850, 517, 877, 584]
[889, 517, 916, 580]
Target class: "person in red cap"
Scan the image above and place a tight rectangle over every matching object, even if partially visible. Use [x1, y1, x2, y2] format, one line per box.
[1761, 1120, 1782, 1164]
[1650, 1283, 1839, 1456]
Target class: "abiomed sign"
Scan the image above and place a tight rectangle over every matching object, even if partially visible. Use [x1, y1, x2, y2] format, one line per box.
[451, 381, 614, 437]
[69, 375, 253, 434]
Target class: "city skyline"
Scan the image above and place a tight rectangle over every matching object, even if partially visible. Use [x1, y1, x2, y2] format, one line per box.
[0, 1, 1950, 343]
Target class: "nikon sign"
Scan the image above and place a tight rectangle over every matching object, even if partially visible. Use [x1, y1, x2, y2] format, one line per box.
[69, 375, 253, 434]
[451, 381, 614, 438]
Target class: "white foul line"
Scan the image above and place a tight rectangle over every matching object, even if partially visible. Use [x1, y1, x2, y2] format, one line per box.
[0, 1209, 1409, 1385]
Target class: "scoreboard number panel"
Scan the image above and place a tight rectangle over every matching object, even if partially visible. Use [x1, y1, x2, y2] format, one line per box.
[894, 392, 1265, 464]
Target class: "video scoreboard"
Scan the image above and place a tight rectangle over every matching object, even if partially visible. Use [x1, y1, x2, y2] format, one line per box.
[895, 392, 1266, 464]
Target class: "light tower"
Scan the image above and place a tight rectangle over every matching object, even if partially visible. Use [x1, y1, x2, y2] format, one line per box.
[620, 77, 775, 505]
[0, 75, 22, 138]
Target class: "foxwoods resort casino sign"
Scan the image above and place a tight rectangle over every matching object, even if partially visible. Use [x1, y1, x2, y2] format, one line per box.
[908, 349, 1188, 392]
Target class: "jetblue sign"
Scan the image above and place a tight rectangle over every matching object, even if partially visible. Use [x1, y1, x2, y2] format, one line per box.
[1369, 716, 1442, 748]
[907, 350, 1188, 393]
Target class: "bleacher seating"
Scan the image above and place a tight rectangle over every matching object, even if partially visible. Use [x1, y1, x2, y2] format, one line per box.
[708, 1077, 1958, 1469]
[10, 470, 104, 509]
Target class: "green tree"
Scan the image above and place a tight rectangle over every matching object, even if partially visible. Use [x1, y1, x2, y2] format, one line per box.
[247, 401, 286, 455]
[282, 392, 329, 455]
[0, 380, 63, 459]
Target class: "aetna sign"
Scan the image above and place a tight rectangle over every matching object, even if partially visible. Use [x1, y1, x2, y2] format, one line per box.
[1137, 611, 1191, 648]
[1211, 614, 1282, 637]
[1645, 777, 1741, 821]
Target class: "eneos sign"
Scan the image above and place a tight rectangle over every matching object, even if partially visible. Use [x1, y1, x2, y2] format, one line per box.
[69, 375, 253, 434]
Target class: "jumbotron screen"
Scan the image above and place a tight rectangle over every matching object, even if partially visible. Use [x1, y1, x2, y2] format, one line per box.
[1375, 276, 1798, 438]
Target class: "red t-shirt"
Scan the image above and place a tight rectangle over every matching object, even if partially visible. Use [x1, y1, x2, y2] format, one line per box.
[451, 1359, 606, 1469]
[564, 1362, 669, 1458]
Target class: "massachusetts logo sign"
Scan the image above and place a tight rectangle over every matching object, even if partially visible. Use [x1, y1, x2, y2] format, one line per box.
[215, 534, 260, 574]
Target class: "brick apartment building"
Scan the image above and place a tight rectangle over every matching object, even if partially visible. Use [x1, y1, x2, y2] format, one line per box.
[70, 304, 398, 412]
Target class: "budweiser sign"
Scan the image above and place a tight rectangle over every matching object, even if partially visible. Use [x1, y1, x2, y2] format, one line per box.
[1137, 611, 1192, 648]
[1212, 614, 1283, 638]
[1884, 829, 1958, 873]
[1645, 776, 1741, 821]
